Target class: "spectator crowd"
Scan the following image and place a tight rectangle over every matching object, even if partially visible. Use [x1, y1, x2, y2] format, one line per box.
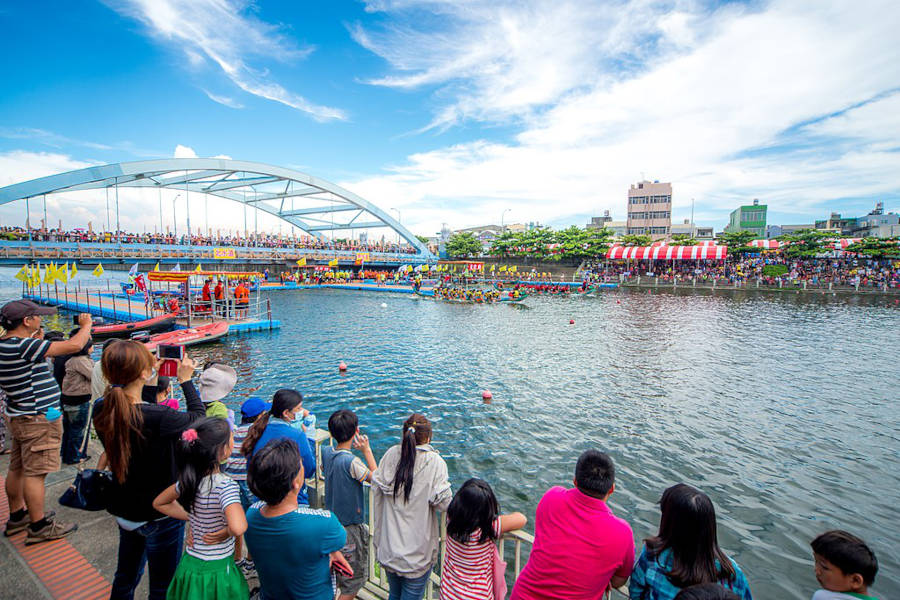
[0, 298, 883, 600]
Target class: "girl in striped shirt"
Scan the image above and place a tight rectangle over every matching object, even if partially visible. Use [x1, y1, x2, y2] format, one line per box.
[153, 417, 249, 600]
[440, 479, 527, 600]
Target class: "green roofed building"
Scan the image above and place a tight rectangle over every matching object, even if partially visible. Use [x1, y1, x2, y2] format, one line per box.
[725, 199, 767, 237]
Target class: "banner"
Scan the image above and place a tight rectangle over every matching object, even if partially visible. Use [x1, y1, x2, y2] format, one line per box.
[296, 258, 307, 267]
[213, 248, 237, 260]
[356, 252, 370, 262]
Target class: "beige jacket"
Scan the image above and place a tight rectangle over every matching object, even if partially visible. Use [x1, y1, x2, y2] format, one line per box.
[62, 355, 94, 397]
[371, 444, 452, 578]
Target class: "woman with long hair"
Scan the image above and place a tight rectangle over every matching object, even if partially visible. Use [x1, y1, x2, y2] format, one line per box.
[240, 389, 316, 505]
[92, 340, 205, 600]
[629, 483, 753, 600]
[372, 413, 452, 600]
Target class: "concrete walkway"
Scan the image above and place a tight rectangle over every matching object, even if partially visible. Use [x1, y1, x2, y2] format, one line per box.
[0, 441, 140, 599]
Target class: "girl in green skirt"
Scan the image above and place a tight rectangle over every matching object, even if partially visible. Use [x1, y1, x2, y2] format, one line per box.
[153, 417, 249, 600]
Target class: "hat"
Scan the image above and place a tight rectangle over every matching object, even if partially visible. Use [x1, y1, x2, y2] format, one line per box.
[198, 363, 237, 403]
[241, 396, 271, 418]
[1, 300, 56, 322]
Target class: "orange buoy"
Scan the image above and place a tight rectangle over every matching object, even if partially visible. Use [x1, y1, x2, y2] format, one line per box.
[569, 319, 575, 324]
[339, 361, 348, 372]
[482, 390, 493, 402]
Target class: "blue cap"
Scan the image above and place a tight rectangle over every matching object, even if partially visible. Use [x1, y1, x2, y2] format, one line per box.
[241, 396, 271, 418]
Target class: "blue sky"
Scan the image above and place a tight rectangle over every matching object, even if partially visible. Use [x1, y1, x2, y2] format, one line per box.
[1, 0, 898, 237]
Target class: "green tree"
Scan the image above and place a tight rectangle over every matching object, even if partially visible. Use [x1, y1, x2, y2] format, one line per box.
[670, 233, 699, 246]
[717, 230, 758, 256]
[415, 234, 430, 245]
[488, 230, 521, 256]
[843, 237, 900, 259]
[778, 229, 839, 258]
[445, 232, 483, 258]
[619, 234, 652, 247]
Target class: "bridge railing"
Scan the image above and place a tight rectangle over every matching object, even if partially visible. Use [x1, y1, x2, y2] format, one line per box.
[0, 240, 431, 265]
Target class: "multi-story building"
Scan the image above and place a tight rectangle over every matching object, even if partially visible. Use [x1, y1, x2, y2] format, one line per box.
[626, 180, 672, 239]
[587, 211, 627, 237]
[852, 203, 900, 238]
[670, 219, 714, 240]
[725, 199, 767, 237]
[815, 212, 858, 235]
[766, 224, 814, 239]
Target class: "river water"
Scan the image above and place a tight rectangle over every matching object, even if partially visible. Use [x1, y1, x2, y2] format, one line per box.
[1, 268, 897, 598]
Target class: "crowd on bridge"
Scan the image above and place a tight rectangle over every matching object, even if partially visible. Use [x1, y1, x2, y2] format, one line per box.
[0, 299, 882, 600]
[582, 255, 900, 290]
[0, 226, 420, 255]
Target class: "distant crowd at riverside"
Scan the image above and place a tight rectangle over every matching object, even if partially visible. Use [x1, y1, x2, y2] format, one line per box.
[0, 301, 883, 600]
[582, 256, 900, 289]
[0, 226, 420, 255]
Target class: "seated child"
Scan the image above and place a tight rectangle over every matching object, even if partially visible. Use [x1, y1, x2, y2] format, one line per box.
[811, 530, 878, 600]
[199, 362, 237, 428]
[321, 410, 378, 600]
[244, 438, 352, 600]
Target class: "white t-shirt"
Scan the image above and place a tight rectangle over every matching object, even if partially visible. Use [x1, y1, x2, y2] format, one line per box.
[812, 590, 877, 600]
[178, 473, 241, 561]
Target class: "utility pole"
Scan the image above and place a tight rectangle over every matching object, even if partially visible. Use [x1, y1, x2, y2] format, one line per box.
[690, 198, 695, 239]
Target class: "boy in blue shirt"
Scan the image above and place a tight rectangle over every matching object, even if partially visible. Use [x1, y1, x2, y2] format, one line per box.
[244, 438, 352, 600]
[321, 409, 377, 600]
[811, 530, 879, 600]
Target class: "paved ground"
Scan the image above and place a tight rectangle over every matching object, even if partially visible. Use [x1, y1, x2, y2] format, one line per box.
[0, 440, 147, 599]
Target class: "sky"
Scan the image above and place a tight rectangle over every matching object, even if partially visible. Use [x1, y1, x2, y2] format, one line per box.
[1, 0, 899, 239]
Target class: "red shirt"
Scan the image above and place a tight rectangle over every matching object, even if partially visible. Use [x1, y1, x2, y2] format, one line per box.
[202, 283, 211, 302]
[214, 283, 224, 299]
[511, 487, 634, 600]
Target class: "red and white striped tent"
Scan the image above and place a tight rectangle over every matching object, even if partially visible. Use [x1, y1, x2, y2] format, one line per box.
[606, 245, 728, 260]
[748, 239, 784, 249]
[833, 238, 862, 250]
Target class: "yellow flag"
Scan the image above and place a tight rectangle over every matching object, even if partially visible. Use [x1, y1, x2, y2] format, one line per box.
[195, 264, 203, 272]
[509, 266, 517, 273]
[407, 265, 414, 273]
[43, 262, 55, 284]
[57, 262, 69, 284]
[490, 264, 495, 272]
[499, 265, 507, 272]
[14, 265, 29, 283]
[328, 258, 339, 267]
[70, 263, 78, 280]
[153, 262, 161, 272]
[296, 257, 307, 267]
[92, 263, 105, 277]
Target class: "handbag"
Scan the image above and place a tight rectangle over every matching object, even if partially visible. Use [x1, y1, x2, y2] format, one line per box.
[492, 541, 508, 600]
[59, 467, 113, 511]
[59, 399, 112, 511]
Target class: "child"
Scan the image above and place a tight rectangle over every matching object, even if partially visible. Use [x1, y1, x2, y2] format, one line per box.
[321, 409, 378, 600]
[153, 417, 249, 600]
[440, 478, 527, 600]
[198, 363, 237, 428]
[223, 397, 270, 573]
[243, 438, 351, 599]
[810, 530, 879, 600]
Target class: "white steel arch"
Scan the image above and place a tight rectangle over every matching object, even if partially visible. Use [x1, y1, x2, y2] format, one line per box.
[0, 158, 434, 257]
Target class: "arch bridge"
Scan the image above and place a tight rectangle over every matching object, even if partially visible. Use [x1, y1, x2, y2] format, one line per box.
[0, 158, 435, 264]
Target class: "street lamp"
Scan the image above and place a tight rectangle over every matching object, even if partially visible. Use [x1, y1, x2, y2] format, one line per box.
[390, 208, 401, 248]
[501, 208, 511, 231]
[173, 194, 181, 242]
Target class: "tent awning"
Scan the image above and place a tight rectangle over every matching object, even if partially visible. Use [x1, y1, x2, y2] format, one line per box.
[606, 246, 728, 260]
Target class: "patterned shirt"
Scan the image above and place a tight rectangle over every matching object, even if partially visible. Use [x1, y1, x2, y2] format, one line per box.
[223, 424, 252, 481]
[177, 473, 241, 561]
[628, 546, 753, 600]
[440, 518, 501, 600]
[0, 337, 60, 416]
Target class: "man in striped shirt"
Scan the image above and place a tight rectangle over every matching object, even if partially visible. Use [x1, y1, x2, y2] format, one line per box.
[1, 300, 94, 544]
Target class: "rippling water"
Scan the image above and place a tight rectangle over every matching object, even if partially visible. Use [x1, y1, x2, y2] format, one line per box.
[1, 269, 897, 599]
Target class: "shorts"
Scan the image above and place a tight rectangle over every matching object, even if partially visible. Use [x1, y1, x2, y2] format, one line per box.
[337, 523, 369, 595]
[8, 414, 62, 477]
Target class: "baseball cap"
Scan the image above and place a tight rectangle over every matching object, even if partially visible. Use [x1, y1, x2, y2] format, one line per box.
[241, 396, 271, 418]
[1, 300, 57, 321]
[198, 363, 237, 403]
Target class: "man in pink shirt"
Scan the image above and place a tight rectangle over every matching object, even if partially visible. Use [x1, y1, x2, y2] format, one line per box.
[511, 450, 635, 599]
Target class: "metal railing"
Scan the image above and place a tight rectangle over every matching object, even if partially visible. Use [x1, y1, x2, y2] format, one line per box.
[615, 273, 898, 293]
[308, 431, 629, 599]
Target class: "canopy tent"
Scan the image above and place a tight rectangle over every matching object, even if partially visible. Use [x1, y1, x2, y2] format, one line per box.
[832, 238, 863, 249]
[147, 270, 262, 282]
[606, 245, 728, 260]
[749, 239, 784, 249]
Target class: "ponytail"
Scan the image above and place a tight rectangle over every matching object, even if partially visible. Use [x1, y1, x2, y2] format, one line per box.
[176, 417, 231, 512]
[93, 340, 153, 483]
[242, 389, 302, 457]
[393, 413, 432, 502]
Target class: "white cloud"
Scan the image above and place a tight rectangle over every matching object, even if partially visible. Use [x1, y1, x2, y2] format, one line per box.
[105, 0, 347, 121]
[202, 89, 244, 109]
[173, 144, 198, 159]
[344, 0, 900, 233]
